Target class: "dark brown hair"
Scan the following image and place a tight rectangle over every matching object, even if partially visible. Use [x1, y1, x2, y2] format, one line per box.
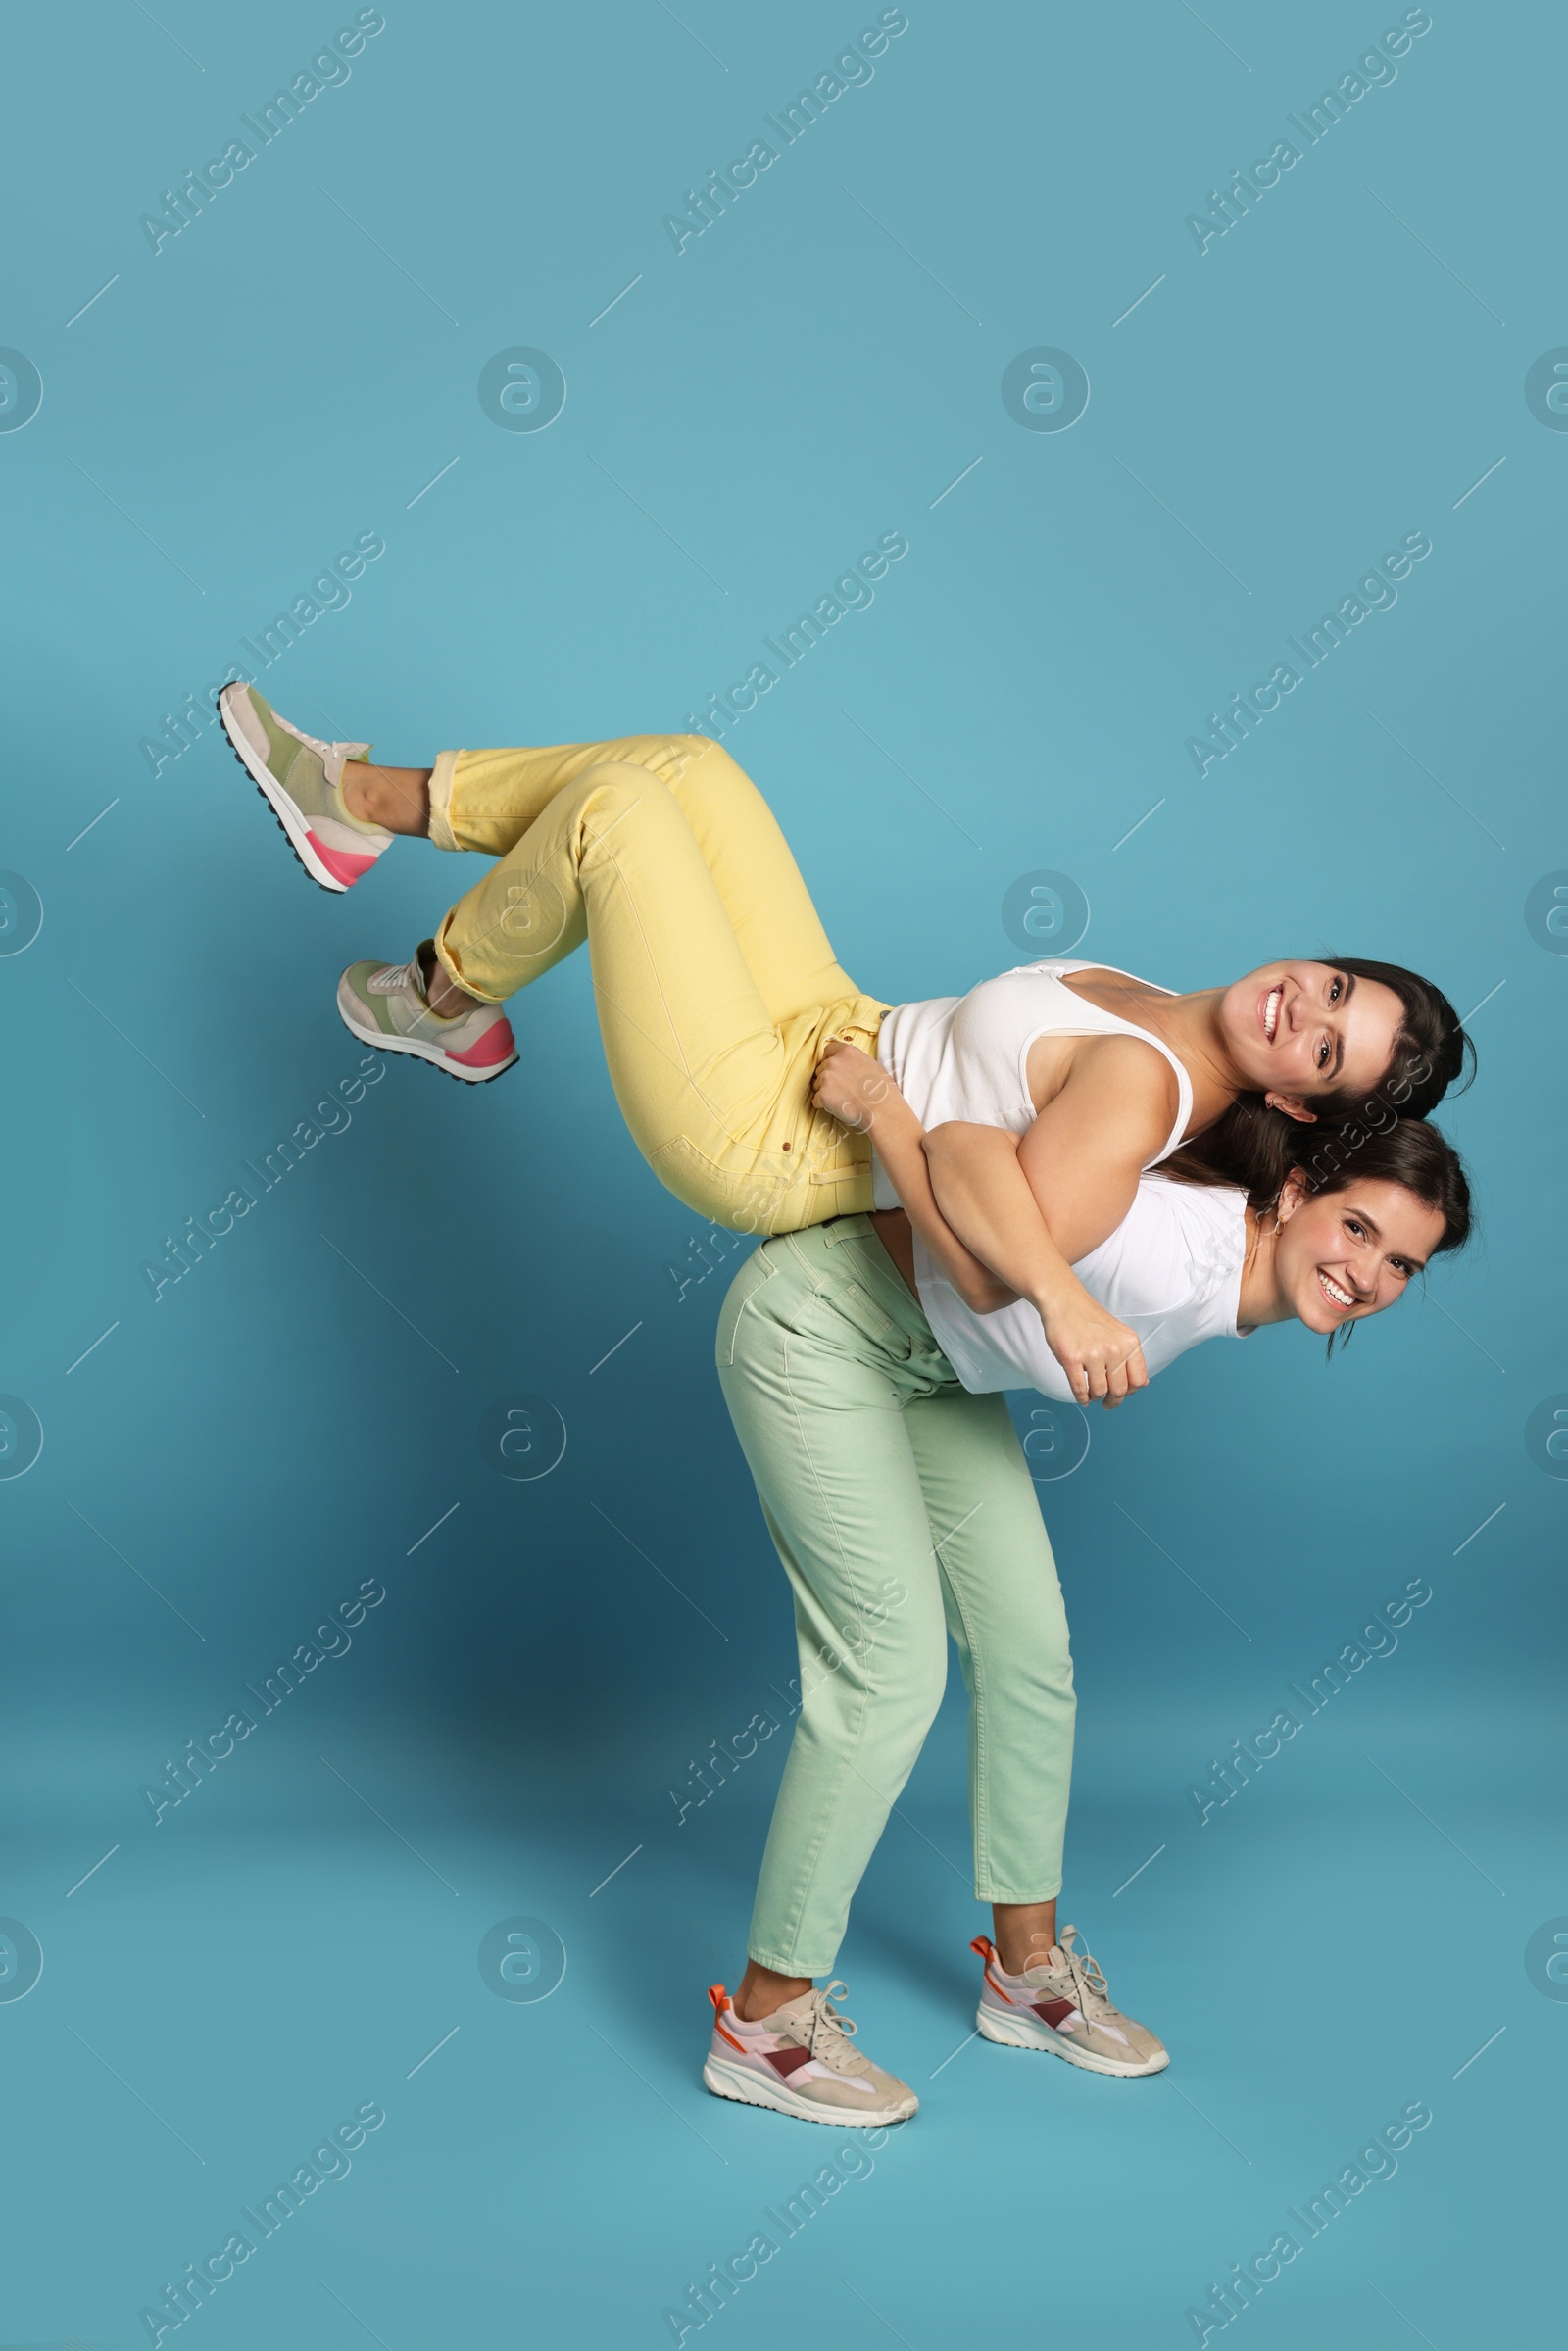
[1170, 955, 1475, 1204]
[1169, 1111, 1473, 1254]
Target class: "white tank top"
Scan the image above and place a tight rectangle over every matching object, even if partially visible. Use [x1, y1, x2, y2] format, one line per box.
[869, 959, 1196, 1212]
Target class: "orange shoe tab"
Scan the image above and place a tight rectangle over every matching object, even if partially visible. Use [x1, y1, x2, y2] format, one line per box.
[969, 1935, 995, 1961]
[707, 1983, 731, 2014]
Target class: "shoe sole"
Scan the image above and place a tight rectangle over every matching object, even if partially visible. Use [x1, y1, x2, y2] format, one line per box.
[975, 2005, 1169, 2078]
[337, 991, 517, 1087]
[219, 684, 355, 894]
[703, 2053, 916, 2127]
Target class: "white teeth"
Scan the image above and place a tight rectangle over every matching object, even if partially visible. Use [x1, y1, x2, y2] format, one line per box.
[1318, 1270, 1354, 1309]
[1264, 986, 1282, 1042]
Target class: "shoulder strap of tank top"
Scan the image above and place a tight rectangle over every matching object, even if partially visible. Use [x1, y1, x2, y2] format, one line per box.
[1045, 959, 1194, 1164]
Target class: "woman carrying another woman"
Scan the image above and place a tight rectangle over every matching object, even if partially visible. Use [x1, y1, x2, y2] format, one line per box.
[217, 696, 1474, 2122]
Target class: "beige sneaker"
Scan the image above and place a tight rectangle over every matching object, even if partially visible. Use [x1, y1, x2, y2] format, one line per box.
[704, 1980, 918, 2127]
[338, 949, 517, 1082]
[972, 1928, 1169, 2077]
[219, 683, 391, 892]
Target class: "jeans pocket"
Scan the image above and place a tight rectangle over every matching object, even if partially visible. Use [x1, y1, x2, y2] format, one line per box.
[715, 1242, 779, 1369]
[818, 1274, 913, 1363]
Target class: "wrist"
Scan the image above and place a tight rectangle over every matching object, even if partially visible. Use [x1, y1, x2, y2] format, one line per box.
[869, 1094, 918, 1149]
[1031, 1277, 1077, 1324]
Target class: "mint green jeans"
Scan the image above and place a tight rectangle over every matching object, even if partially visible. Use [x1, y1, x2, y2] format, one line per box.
[715, 1216, 1076, 1976]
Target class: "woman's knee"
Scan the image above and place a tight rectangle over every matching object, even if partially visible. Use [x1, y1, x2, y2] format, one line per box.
[561, 761, 695, 872]
[984, 1651, 1076, 1732]
[956, 1586, 1073, 1709]
[834, 1573, 913, 1664]
[806, 1639, 947, 1750]
[572, 757, 664, 807]
[612, 734, 717, 786]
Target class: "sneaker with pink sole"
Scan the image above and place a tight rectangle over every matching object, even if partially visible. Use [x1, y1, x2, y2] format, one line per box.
[219, 683, 393, 892]
[337, 949, 517, 1084]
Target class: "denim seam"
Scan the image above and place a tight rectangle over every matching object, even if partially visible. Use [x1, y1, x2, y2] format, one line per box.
[931, 1517, 993, 1896]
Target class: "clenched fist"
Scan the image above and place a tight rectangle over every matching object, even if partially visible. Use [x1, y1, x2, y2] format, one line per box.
[810, 1037, 893, 1131]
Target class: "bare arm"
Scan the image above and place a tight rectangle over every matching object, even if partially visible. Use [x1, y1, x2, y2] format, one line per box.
[922, 1124, 1085, 1298]
[923, 1035, 1181, 1405]
[809, 1041, 1016, 1314]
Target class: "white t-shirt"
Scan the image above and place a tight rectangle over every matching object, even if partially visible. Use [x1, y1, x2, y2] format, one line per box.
[911, 1173, 1249, 1397]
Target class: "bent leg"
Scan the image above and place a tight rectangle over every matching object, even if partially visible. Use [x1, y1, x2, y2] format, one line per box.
[904, 1387, 1076, 1903]
[715, 1231, 956, 1976]
[429, 734, 703, 857]
[437, 759, 878, 1229]
[434, 733, 878, 1030]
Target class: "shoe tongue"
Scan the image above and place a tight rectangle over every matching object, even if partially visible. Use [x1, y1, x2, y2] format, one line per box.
[1020, 1946, 1066, 1984]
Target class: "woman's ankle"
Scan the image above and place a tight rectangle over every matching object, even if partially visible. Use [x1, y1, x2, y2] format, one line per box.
[417, 941, 487, 1020]
[343, 760, 432, 836]
[733, 1960, 812, 2022]
[992, 1899, 1058, 1975]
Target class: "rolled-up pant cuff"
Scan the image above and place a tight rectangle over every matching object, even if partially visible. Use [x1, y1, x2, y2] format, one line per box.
[427, 749, 464, 853]
[430, 905, 508, 1004]
[747, 1943, 838, 1979]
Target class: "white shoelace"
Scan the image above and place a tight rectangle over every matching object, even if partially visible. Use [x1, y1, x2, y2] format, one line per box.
[1049, 1928, 1117, 2020]
[794, 1981, 869, 2074]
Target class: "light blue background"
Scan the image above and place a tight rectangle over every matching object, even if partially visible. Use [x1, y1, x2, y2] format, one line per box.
[1, 2, 1561, 2343]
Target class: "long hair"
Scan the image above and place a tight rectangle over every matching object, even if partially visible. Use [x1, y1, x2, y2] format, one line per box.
[1170, 956, 1475, 1204]
[1168, 1110, 1472, 1251]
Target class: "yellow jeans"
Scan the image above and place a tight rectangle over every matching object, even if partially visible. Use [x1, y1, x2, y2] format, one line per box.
[426, 733, 889, 1234]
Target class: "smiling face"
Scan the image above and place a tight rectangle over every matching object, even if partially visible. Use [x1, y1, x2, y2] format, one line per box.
[1217, 962, 1405, 1116]
[1272, 1174, 1446, 1333]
